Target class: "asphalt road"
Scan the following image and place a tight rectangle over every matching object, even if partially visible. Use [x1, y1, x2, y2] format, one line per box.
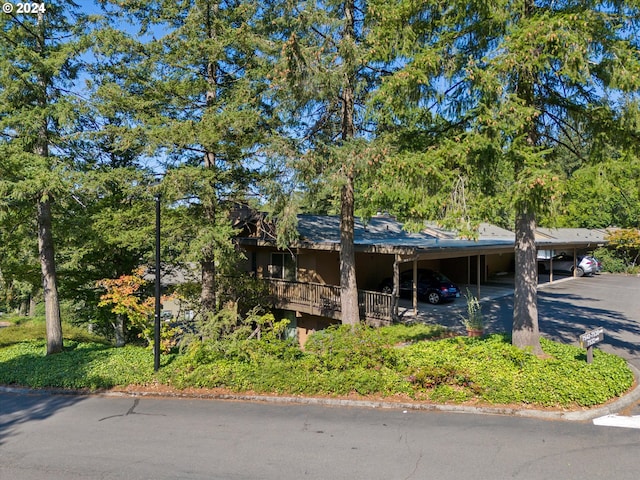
[2, 274, 640, 479]
[2, 391, 640, 480]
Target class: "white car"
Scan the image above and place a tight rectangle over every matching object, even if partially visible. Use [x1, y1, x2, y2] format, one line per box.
[538, 254, 596, 277]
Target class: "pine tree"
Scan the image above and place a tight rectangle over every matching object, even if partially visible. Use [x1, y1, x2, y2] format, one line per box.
[370, 0, 640, 351]
[0, 1, 88, 354]
[269, 0, 382, 325]
[92, 0, 272, 313]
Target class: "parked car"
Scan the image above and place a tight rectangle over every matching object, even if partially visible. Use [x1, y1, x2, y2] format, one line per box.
[538, 254, 596, 277]
[379, 269, 461, 304]
[589, 256, 603, 273]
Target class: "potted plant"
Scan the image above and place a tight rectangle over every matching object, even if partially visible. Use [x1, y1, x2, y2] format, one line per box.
[460, 289, 484, 337]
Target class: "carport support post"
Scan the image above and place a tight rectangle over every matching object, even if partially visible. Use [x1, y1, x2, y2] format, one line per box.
[573, 247, 577, 277]
[476, 255, 481, 299]
[393, 256, 400, 318]
[413, 260, 418, 315]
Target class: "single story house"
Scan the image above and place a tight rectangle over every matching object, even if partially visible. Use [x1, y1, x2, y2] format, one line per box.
[234, 212, 608, 344]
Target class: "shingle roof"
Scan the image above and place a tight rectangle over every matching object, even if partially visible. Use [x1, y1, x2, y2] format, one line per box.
[296, 215, 513, 251]
[294, 215, 606, 253]
[535, 227, 608, 244]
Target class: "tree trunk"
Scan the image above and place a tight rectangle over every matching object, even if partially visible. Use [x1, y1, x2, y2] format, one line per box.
[37, 199, 63, 355]
[338, 0, 360, 325]
[19, 300, 28, 316]
[340, 173, 360, 325]
[512, 210, 542, 354]
[200, 258, 217, 312]
[29, 294, 36, 317]
[112, 314, 125, 347]
[511, 0, 542, 353]
[34, 11, 62, 355]
[199, 2, 219, 313]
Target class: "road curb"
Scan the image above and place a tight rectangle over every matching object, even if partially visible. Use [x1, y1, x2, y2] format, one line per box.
[2, 362, 638, 422]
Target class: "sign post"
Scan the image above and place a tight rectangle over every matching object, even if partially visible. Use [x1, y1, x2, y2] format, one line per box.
[579, 327, 604, 364]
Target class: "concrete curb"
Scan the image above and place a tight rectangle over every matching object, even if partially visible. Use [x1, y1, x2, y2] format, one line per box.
[2, 363, 638, 422]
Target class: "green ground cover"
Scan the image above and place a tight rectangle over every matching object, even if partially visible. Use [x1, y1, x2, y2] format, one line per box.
[0, 317, 633, 408]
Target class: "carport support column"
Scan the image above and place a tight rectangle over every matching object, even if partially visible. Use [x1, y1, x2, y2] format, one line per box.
[476, 255, 481, 299]
[413, 260, 418, 315]
[573, 247, 577, 277]
[393, 256, 400, 319]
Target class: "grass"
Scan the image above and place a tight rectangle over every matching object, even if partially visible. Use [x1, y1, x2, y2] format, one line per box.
[0, 318, 634, 409]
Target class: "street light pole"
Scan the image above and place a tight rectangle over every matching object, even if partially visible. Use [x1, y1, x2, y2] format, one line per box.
[154, 192, 161, 372]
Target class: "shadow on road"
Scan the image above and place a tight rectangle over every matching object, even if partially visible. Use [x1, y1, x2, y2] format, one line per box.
[0, 391, 85, 446]
[538, 291, 640, 359]
[482, 283, 640, 367]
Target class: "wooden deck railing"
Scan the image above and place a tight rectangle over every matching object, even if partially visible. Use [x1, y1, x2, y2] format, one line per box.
[267, 279, 394, 325]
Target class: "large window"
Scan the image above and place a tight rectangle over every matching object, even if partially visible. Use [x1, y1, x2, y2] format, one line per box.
[269, 252, 296, 281]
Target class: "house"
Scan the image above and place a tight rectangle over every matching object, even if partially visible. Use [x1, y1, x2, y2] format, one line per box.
[235, 212, 609, 345]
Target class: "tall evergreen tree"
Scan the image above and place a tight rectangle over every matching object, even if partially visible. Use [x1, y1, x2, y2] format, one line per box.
[0, 1, 88, 354]
[370, 0, 640, 351]
[269, 0, 381, 325]
[92, 0, 271, 313]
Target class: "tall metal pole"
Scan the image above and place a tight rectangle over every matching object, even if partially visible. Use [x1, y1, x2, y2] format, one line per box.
[154, 193, 161, 371]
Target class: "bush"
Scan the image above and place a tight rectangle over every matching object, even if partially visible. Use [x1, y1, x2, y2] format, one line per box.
[304, 324, 398, 371]
[593, 247, 626, 273]
[0, 324, 634, 408]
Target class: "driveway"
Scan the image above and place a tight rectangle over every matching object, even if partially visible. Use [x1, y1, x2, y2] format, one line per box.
[404, 273, 640, 370]
[535, 274, 640, 370]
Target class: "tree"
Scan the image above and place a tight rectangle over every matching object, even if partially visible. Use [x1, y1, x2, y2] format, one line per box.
[556, 157, 640, 229]
[369, 0, 640, 351]
[91, 0, 272, 314]
[269, 0, 382, 324]
[606, 229, 640, 267]
[0, 2, 88, 354]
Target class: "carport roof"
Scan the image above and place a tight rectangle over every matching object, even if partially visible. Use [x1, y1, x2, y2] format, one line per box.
[296, 215, 607, 254]
[294, 215, 514, 256]
[238, 213, 608, 257]
[535, 227, 608, 246]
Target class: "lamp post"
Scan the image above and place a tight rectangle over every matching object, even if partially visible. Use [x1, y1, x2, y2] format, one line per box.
[154, 192, 161, 372]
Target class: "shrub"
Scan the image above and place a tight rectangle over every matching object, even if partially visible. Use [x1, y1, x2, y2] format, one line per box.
[593, 247, 626, 273]
[0, 325, 634, 408]
[304, 324, 398, 371]
[377, 323, 447, 345]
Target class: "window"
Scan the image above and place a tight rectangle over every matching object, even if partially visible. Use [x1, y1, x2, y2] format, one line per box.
[269, 252, 296, 281]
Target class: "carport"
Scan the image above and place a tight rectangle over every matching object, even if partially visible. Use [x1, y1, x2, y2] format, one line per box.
[387, 227, 609, 317]
[390, 241, 514, 316]
[535, 227, 608, 283]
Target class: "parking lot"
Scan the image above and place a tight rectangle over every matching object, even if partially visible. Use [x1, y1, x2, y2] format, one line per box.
[400, 273, 640, 371]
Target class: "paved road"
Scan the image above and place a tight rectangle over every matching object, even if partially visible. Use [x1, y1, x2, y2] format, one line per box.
[2, 390, 640, 480]
[2, 275, 640, 478]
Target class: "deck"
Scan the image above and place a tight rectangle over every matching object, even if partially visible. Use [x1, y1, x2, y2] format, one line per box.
[266, 279, 395, 325]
